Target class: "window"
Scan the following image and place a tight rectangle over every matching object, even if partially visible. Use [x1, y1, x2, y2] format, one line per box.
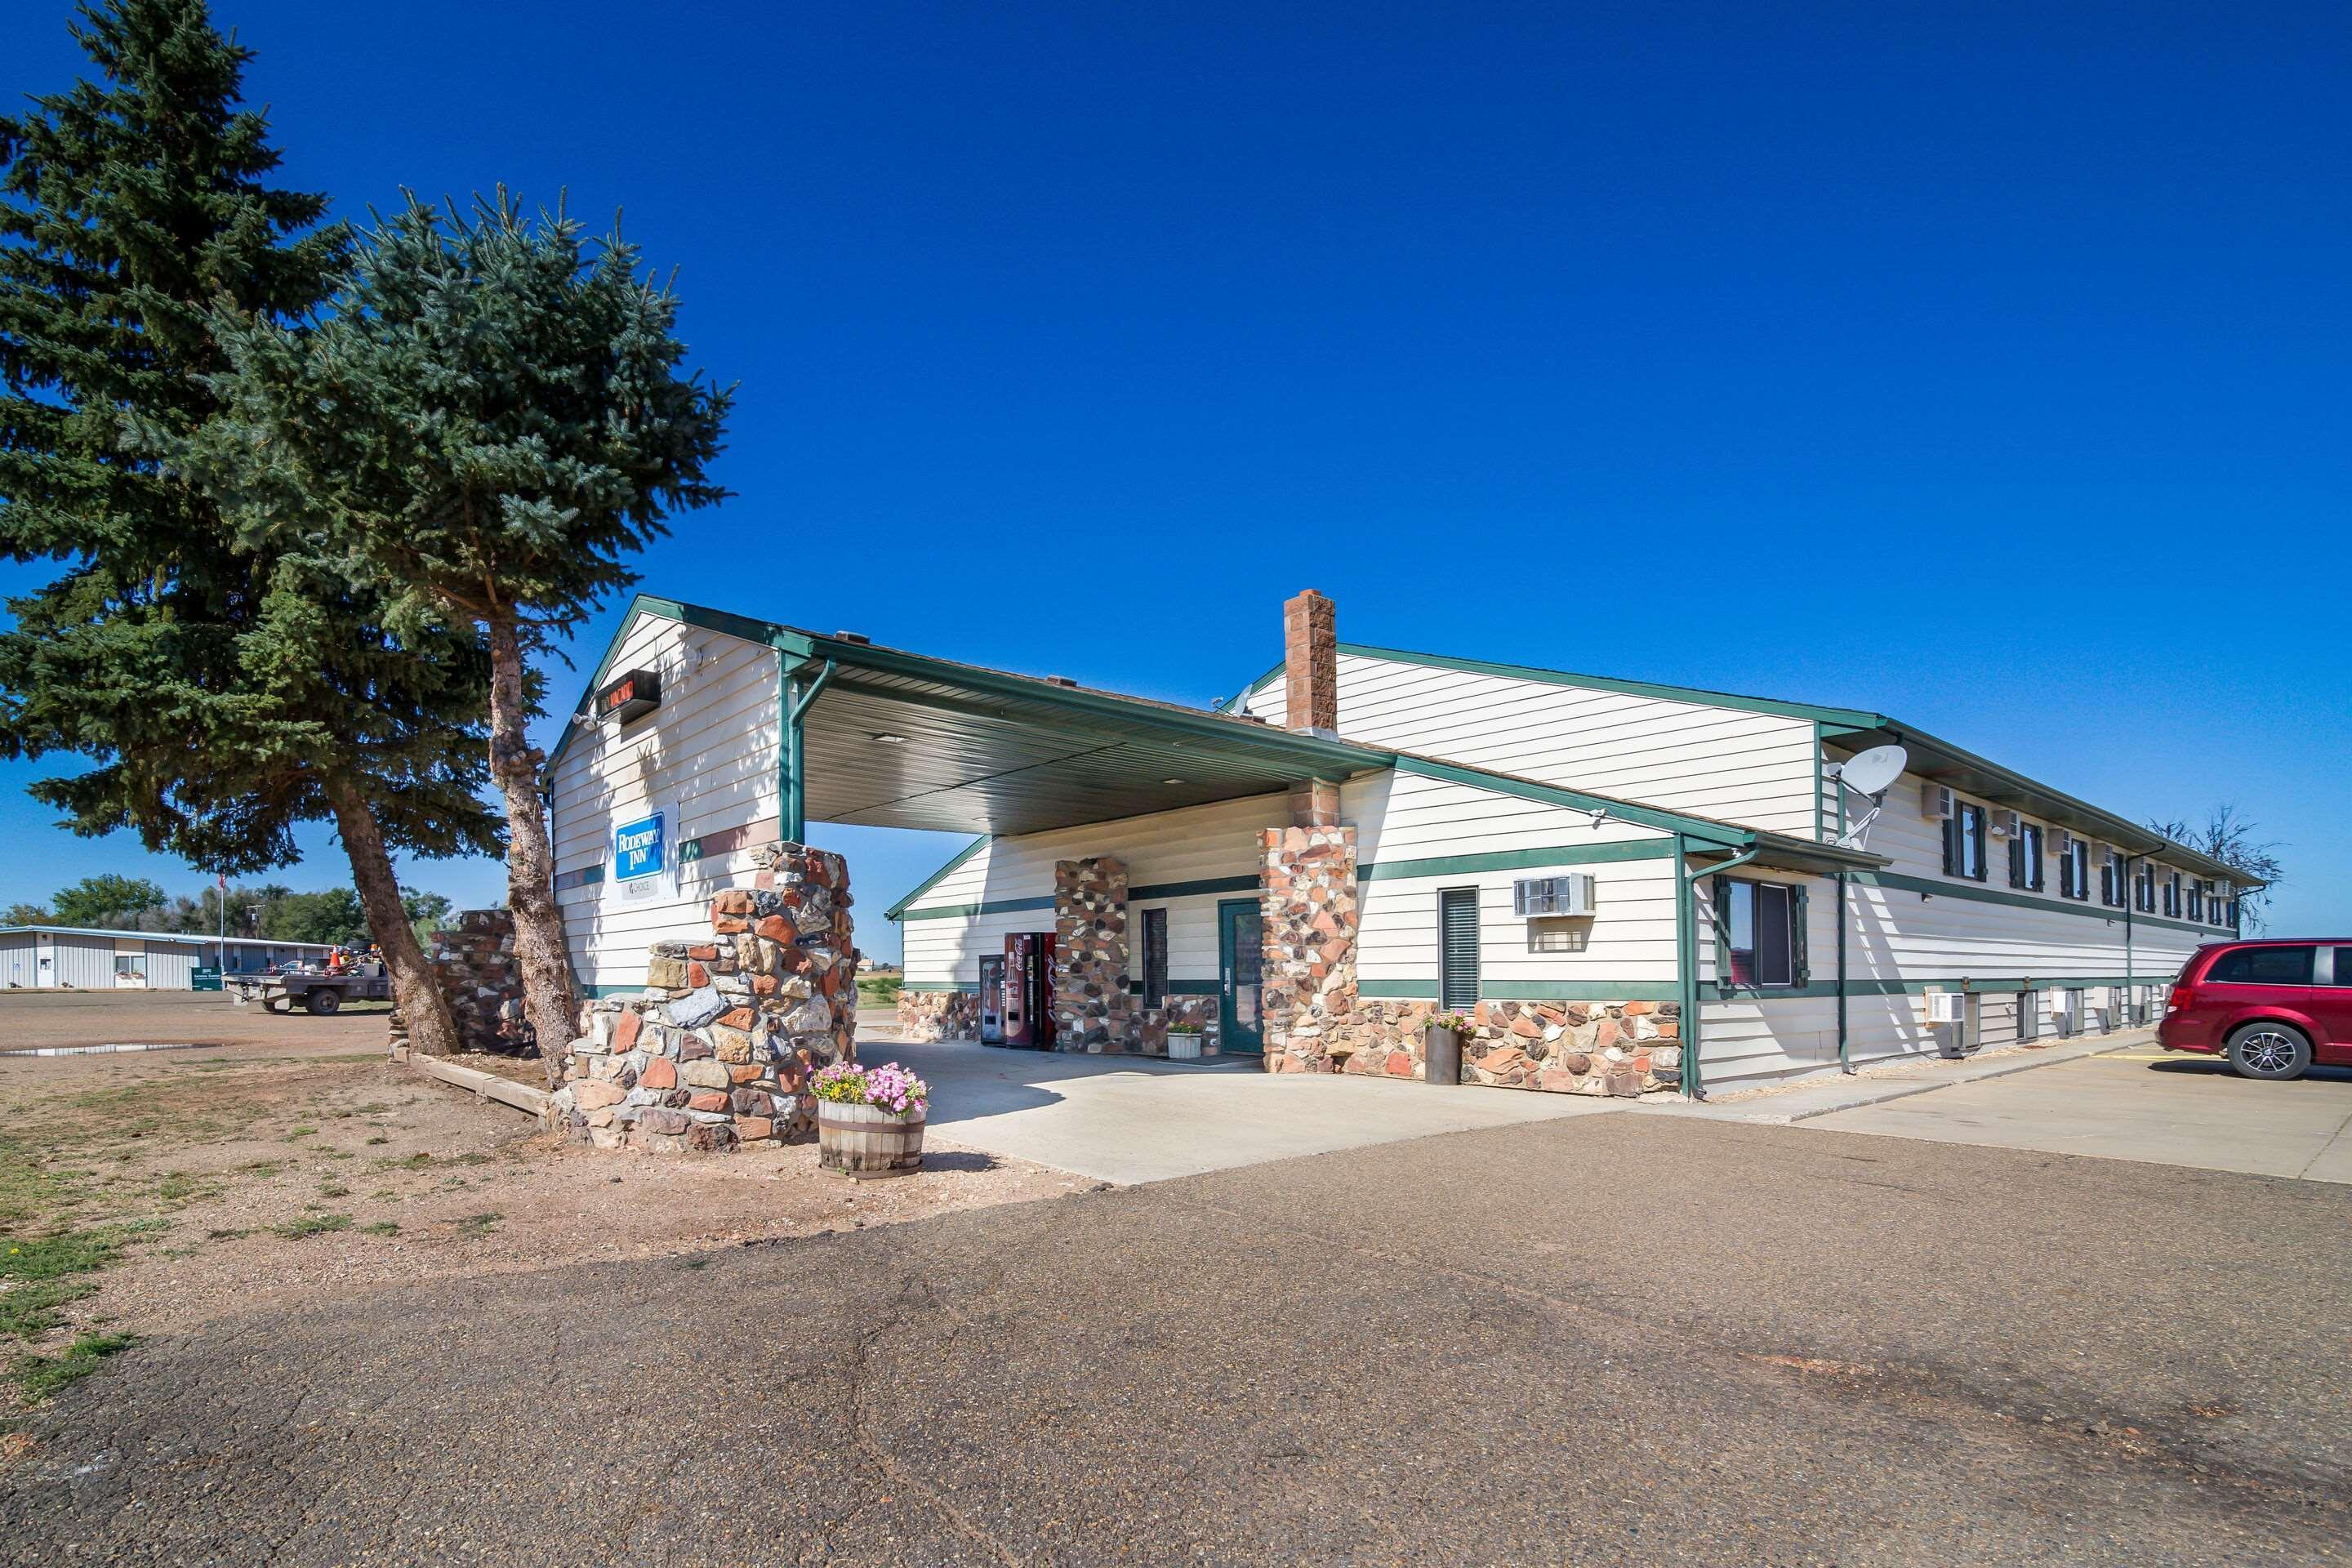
[2016, 989, 2037, 1041]
[2204, 946, 2314, 986]
[1943, 802, 1987, 881]
[2163, 871, 2180, 918]
[2133, 863, 2154, 912]
[2188, 882, 2204, 922]
[1438, 889, 1481, 1010]
[1139, 906, 1168, 1009]
[2101, 849, 2126, 907]
[2009, 822, 2045, 891]
[2060, 839, 2089, 901]
[1717, 876, 1807, 991]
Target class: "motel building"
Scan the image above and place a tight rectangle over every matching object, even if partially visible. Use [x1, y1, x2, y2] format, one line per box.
[546, 590, 2250, 1098]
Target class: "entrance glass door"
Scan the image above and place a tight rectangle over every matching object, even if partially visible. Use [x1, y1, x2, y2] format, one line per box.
[1218, 899, 1263, 1056]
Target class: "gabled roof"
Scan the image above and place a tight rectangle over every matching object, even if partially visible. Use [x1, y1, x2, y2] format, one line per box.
[1220, 641, 2257, 887]
[550, 598, 1883, 906]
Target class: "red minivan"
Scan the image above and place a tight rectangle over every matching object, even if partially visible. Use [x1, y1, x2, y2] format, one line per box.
[2157, 941, 2352, 1080]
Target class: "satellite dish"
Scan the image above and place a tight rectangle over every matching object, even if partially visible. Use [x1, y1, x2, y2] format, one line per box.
[1836, 745, 1909, 798]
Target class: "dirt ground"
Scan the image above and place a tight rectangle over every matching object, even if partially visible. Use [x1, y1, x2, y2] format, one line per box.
[0, 992, 1081, 1396]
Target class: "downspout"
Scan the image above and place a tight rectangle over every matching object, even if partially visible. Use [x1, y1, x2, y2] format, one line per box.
[1835, 789, 1851, 1074]
[1678, 840, 1760, 1101]
[778, 657, 838, 846]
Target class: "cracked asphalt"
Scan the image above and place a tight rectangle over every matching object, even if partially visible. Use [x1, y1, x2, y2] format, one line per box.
[7, 1113, 2347, 1566]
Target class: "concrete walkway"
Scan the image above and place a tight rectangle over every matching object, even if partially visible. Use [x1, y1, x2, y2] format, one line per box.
[1645, 1029, 2146, 1124]
[864, 1036, 1613, 1184]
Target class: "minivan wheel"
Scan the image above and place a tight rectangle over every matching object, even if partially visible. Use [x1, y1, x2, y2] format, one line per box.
[2225, 1023, 2312, 1081]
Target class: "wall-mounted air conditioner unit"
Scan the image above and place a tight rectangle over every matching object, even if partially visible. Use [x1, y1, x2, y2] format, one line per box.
[2051, 829, 2074, 855]
[1921, 783, 1954, 820]
[1513, 874, 1596, 917]
[1924, 989, 1963, 1024]
[1990, 809, 2021, 839]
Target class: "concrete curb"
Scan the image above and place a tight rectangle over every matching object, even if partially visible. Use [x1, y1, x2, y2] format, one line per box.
[1638, 1031, 2145, 1125]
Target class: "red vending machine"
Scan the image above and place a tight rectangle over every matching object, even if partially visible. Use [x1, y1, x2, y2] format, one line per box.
[1001, 932, 1057, 1049]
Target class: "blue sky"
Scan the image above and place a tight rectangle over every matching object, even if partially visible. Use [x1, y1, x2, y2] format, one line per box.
[5, 0, 2345, 959]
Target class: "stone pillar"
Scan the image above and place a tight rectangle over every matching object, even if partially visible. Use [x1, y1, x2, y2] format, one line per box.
[1258, 823, 1358, 1072]
[546, 841, 860, 1154]
[1053, 856, 1129, 1051]
[388, 909, 532, 1057]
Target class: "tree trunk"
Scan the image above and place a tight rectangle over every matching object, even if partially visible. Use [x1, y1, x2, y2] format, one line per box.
[324, 776, 462, 1058]
[485, 610, 581, 1087]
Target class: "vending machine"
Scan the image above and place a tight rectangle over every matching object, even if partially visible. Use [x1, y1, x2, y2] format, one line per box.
[977, 955, 1006, 1045]
[1001, 932, 1057, 1049]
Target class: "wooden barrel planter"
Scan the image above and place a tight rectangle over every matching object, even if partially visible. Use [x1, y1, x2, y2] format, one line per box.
[817, 1100, 925, 1179]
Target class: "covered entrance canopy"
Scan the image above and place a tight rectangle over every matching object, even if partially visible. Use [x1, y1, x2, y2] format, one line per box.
[552, 596, 1890, 874]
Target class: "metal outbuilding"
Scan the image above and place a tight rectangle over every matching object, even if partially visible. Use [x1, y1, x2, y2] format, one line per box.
[0, 926, 342, 991]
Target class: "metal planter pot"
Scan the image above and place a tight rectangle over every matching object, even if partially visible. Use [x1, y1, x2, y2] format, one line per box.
[1423, 1025, 1463, 1085]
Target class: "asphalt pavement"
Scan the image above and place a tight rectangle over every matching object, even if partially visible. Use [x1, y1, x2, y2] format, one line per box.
[7, 1111, 2346, 1566]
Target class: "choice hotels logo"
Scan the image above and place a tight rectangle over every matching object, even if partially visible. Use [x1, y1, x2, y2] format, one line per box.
[614, 813, 666, 882]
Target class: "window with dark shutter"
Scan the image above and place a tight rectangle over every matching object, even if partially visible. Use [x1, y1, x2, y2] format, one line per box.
[1439, 889, 1481, 1011]
[1141, 907, 1168, 1008]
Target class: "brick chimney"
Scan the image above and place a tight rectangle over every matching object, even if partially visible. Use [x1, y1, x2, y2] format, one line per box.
[1282, 588, 1339, 741]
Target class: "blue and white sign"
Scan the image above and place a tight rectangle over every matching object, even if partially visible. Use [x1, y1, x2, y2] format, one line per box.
[613, 812, 666, 882]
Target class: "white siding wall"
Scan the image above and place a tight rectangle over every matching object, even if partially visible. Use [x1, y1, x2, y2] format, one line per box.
[547, 614, 782, 991]
[1694, 751, 2233, 1085]
[898, 795, 1291, 991]
[1243, 653, 1821, 837]
[1343, 769, 1680, 999]
[898, 769, 1683, 1004]
[0, 933, 37, 989]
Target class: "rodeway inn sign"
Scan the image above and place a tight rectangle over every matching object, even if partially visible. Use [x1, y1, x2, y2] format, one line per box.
[613, 813, 666, 882]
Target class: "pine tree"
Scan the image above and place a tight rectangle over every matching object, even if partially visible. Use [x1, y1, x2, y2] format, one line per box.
[0, 0, 496, 1053]
[186, 191, 732, 1077]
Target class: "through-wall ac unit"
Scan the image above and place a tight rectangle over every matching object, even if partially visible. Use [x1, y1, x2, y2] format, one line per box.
[1513, 874, 1596, 917]
[1921, 783, 1954, 820]
[2051, 829, 2075, 855]
[1990, 808, 2021, 839]
[1924, 990, 1964, 1024]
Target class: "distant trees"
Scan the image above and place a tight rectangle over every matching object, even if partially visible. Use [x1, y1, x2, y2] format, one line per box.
[6, 876, 457, 946]
[48, 875, 166, 929]
[2148, 804, 2285, 933]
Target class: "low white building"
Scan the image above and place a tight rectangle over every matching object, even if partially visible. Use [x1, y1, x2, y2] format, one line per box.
[0, 926, 341, 991]
[544, 590, 2250, 1096]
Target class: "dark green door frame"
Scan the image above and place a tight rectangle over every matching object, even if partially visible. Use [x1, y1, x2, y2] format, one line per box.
[1218, 898, 1263, 1055]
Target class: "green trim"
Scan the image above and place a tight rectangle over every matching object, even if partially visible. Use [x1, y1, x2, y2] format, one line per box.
[1356, 978, 1682, 1003]
[1216, 657, 1287, 714]
[1221, 638, 2252, 887]
[1358, 840, 1676, 882]
[1849, 871, 2230, 935]
[884, 835, 991, 920]
[1126, 978, 1218, 996]
[1129, 875, 1260, 902]
[900, 980, 981, 994]
[895, 894, 1056, 922]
